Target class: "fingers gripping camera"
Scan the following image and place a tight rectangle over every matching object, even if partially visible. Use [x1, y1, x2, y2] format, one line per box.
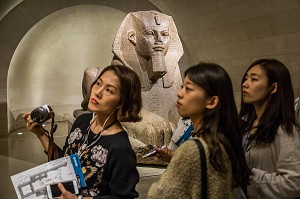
[30, 104, 54, 123]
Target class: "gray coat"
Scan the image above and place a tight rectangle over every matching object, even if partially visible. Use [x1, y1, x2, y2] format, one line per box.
[245, 126, 300, 198]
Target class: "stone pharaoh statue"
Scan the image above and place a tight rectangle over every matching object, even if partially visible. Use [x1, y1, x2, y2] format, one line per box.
[80, 11, 184, 164]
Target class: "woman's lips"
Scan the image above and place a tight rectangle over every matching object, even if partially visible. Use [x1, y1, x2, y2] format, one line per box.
[242, 91, 249, 95]
[176, 101, 182, 108]
[91, 98, 99, 105]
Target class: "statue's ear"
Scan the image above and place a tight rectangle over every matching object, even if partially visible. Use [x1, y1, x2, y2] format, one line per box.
[128, 30, 136, 45]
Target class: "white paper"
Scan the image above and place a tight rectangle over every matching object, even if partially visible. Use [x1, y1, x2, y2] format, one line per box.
[11, 156, 77, 199]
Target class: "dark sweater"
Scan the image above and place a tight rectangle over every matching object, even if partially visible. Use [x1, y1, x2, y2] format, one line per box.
[57, 113, 139, 198]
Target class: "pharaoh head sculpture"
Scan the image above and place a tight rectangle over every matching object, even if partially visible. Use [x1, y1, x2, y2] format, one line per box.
[112, 10, 183, 91]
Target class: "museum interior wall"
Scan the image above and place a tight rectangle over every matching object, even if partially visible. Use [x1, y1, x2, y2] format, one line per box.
[0, 0, 300, 136]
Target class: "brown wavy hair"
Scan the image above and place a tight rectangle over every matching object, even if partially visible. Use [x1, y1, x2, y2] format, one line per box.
[93, 65, 142, 122]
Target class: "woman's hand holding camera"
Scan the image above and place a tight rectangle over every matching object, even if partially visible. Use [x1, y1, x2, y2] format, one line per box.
[22, 112, 45, 137]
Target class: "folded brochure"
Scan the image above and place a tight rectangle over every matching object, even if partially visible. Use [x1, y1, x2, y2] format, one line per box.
[11, 154, 86, 199]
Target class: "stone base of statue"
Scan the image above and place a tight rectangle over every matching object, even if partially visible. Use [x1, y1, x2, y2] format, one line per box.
[123, 108, 174, 165]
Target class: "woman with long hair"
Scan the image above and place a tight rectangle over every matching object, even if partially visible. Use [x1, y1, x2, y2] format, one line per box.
[148, 62, 250, 198]
[240, 59, 300, 198]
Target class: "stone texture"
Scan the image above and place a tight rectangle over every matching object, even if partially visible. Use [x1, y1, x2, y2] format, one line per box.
[111, 11, 183, 164]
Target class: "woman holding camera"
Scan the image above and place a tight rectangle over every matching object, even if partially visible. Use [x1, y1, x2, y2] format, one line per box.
[23, 65, 142, 199]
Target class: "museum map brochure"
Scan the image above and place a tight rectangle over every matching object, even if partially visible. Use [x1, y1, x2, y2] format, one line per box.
[11, 154, 86, 199]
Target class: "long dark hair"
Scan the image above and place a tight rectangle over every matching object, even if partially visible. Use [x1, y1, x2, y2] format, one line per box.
[239, 59, 295, 142]
[185, 63, 250, 190]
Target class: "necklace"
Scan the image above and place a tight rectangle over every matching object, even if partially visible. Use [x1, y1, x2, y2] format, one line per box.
[78, 119, 117, 157]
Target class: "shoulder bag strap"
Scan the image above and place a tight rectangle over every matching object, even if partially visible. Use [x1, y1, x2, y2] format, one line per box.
[194, 139, 207, 199]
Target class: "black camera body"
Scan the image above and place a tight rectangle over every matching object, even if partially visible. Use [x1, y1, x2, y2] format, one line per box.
[30, 104, 53, 123]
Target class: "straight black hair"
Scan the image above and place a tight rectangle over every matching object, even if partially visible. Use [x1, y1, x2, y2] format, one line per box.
[185, 62, 250, 190]
[239, 59, 295, 142]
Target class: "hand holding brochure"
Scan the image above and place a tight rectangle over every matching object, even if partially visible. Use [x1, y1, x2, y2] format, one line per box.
[11, 154, 86, 199]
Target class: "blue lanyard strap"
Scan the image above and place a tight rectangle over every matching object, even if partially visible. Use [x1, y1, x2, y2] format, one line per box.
[175, 124, 193, 146]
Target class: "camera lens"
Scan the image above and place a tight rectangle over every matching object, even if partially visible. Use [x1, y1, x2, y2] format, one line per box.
[30, 107, 49, 123]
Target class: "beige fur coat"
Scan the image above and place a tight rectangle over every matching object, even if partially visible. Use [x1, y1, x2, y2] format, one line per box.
[148, 137, 236, 199]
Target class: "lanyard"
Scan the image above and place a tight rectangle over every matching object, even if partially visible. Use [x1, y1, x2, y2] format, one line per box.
[175, 124, 194, 146]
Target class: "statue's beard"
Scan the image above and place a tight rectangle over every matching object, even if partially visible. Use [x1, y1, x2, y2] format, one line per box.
[148, 51, 167, 83]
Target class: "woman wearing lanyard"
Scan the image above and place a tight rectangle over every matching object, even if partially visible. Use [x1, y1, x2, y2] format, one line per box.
[23, 65, 142, 199]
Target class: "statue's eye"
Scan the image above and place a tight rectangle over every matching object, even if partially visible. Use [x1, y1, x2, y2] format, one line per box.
[144, 30, 154, 35]
[162, 31, 169, 36]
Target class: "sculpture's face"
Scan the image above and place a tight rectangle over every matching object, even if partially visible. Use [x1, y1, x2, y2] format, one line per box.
[135, 15, 170, 60]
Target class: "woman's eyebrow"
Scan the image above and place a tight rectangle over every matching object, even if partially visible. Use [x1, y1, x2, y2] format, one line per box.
[99, 77, 119, 90]
[246, 72, 260, 78]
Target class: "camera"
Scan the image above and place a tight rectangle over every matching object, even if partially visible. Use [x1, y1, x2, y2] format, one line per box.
[30, 104, 53, 123]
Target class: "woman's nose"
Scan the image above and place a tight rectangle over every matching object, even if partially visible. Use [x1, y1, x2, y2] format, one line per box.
[177, 88, 183, 98]
[242, 81, 248, 88]
[95, 87, 103, 97]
